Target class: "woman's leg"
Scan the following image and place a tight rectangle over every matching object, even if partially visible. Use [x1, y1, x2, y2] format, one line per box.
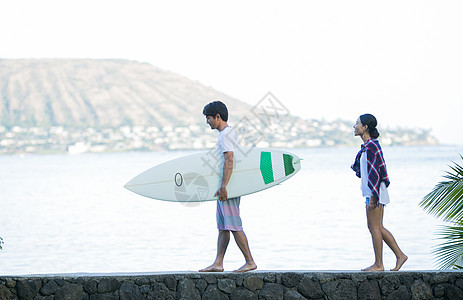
[363, 204, 385, 271]
[379, 207, 408, 271]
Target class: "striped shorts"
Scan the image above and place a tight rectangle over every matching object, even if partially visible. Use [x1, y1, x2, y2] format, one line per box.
[216, 197, 243, 231]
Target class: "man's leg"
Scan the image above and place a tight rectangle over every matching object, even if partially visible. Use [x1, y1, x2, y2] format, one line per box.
[232, 230, 257, 273]
[199, 230, 230, 272]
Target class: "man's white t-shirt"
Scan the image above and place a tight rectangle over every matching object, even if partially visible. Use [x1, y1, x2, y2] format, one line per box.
[216, 126, 240, 177]
[217, 126, 240, 154]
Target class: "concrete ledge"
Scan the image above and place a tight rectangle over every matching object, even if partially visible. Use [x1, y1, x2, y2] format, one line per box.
[1, 270, 463, 299]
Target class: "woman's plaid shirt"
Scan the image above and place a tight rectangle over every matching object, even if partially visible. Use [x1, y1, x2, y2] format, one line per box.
[351, 138, 390, 199]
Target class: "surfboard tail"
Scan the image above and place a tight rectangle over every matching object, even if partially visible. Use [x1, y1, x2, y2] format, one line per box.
[260, 151, 300, 185]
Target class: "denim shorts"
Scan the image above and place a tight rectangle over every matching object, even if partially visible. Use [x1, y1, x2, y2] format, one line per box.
[365, 197, 385, 206]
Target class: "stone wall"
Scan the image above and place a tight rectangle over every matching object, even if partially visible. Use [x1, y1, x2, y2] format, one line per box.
[1, 271, 462, 300]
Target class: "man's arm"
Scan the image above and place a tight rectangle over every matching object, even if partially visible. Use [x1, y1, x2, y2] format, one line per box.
[215, 151, 234, 201]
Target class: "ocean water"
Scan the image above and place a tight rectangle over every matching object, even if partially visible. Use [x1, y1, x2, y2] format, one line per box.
[0, 145, 462, 275]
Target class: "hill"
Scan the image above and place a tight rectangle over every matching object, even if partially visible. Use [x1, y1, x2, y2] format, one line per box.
[0, 59, 437, 154]
[0, 59, 250, 127]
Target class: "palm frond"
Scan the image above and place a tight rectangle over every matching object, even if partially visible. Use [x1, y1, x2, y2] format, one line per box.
[420, 155, 463, 222]
[433, 224, 463, 270]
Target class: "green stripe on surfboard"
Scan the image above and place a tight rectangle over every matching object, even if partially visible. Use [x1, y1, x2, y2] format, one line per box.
[283, 154, 295, 176]
[260, 151, 274, 184]
[260, 151, 295, 184]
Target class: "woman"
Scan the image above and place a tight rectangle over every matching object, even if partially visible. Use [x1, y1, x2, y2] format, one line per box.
[351, 114, 408, 271]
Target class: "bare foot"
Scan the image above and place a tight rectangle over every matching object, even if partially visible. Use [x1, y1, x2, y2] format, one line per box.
[390, 255, 408, 271]
[199, 264, 224, 272]
[233, 261, 257, 273]
[361, 264, 384, 272]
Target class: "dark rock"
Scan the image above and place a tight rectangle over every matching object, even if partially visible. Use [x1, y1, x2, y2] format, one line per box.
[6, 280, 16, 288]
[399, 274, 414, 287]
[40, 280, 59, 296]
[281, 273, 303, 288]
[177, 278, 200, 300]
[366, 273, 383, 280]
[422, 273, 432, 285]
[195, 279, 207, 295]
[203, 274, 218, 284]
[298, 276, 323, 299]
[16, 279, 42, 300]
[119, 282, 142, 300]
[82, 279, 98, 294]
[218, 279, 236, 294]
[90, 294, 118, 300]
[202, 285, 228, 300]
[0, 284, 16, 300]
[264, 274, 276, 283]
[150, 277, 159, 284]
[351, 273, 368, 284]
[163, 276, 177, 292]
[259, 283, 284, 300]
[322, 279, 357, 300]
[230, 287, 257, 300]
[139, 285, 150, 294]
[386, 286, 410, 300]
[335, 273, 352, 280]
[358, 280, 381, 300]
[54, 284, 85, 300]
[456, 279, 463, 291]
[317, 273, 336, 284]
[433, 284, 445, 298]
[445, 284, 463, 300]
[97, 278, 121, 294]
[284, 289, 305, 300]
[411, 279, 432, 300]
[54, 279, 66, 287]
[243, 276, 264, 292]
[235, 274, 244, 286]
[431, 274, 449, 285]
[380, 276, 401, 296]
[135, 277, 150, 286]
[148, 283, 175, 300]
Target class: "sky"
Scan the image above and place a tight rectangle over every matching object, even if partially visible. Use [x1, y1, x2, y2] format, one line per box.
[1, 0, 462, 144]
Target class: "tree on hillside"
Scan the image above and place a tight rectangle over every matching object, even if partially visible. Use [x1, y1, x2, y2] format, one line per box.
[420, 155, 463, 269]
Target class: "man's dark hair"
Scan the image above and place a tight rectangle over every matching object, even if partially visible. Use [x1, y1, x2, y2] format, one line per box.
[203, 101, 228, 122]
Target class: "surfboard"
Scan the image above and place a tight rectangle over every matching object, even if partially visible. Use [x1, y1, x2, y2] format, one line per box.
[124, 147, 301, 202]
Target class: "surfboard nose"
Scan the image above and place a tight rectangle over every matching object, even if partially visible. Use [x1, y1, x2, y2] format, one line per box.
[123, 178, 135, 191]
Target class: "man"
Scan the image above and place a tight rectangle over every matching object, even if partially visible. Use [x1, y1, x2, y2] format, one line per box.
[199, 101, 257, 273]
